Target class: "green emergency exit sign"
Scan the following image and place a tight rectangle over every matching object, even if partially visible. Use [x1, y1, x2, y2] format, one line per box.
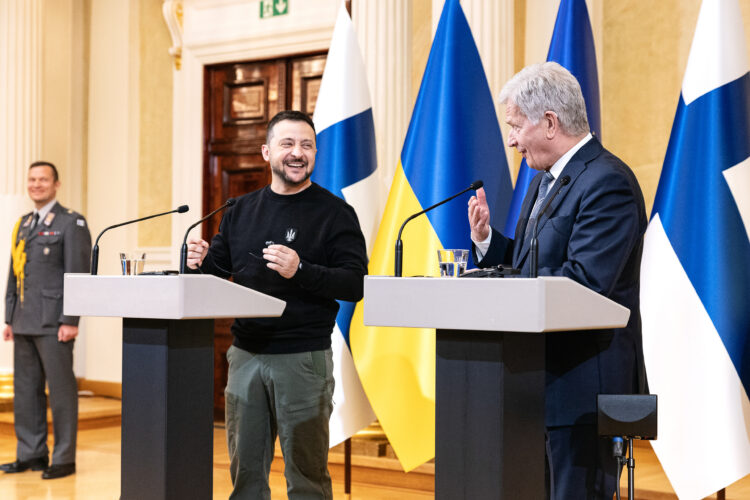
[260, 0, 288, 18]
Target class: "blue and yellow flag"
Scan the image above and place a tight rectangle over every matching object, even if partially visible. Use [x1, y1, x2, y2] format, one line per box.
[349, 0, 512, 471]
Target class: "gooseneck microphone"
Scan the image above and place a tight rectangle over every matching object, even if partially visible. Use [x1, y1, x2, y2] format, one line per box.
[529, 175, 570, 278]
[180, 198, 236, 274]
[394, 180, 483, 277]
[91, 205, 189, 275]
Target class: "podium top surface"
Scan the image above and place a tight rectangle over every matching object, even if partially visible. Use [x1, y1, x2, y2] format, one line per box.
[363, 275, 629, 333]
[64, 274, 286, 320]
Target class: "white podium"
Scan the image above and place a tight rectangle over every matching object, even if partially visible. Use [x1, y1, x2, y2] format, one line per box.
[363, 276, 629, 500]
[64, 274, 285, 500]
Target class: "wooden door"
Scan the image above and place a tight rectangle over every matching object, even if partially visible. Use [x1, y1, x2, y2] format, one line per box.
[203, 53, 326, 419]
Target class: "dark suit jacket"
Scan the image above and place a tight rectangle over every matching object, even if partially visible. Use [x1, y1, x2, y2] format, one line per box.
[475, 137, 648, 427]
[5, 202, 92, 335]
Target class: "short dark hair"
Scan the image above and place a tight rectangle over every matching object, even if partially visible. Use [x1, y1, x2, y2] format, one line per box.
[266, 110, 316, 142]
[29, 161, 59, 182]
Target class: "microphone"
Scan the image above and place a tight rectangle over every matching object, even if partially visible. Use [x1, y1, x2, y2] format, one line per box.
[91, 205, 189, 275]
[180, 198, 236, 273]
[394, 180, 483, 277]
[529, 175, 570, 278]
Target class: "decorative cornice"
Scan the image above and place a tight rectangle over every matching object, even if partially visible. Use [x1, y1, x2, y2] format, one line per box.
[162, 1, 184, 70]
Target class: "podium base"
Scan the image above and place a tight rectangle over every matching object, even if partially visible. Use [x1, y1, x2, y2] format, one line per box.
[121, 318, 214, 500]
[436, 330, 545, 499]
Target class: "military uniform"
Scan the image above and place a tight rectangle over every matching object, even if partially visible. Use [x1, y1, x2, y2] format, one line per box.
[4, 201, 91, 466]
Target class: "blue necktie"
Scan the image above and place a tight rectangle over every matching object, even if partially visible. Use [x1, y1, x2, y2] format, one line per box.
[525, 171, 555, 243]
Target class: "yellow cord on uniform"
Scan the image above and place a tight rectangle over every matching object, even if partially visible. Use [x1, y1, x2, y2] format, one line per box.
[10, 217, 26, 304]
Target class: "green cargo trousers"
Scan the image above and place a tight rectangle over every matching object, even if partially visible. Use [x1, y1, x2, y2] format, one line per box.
[225, 345, 334, 500]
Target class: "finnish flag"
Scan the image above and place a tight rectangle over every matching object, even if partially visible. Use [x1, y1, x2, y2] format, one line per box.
[312, 3, 378, 446]
[640, 0, 750, 497]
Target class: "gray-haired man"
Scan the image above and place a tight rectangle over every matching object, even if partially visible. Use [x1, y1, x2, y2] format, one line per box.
[468, 62, 648, 499]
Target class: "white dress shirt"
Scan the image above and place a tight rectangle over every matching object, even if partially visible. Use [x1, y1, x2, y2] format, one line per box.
[31, 199, 57, 229]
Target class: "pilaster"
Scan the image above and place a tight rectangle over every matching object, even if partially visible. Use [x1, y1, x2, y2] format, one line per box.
[0, 0, 43, 371]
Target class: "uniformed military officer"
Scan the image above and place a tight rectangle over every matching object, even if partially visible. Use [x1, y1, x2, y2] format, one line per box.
[2, 161, 91, 480]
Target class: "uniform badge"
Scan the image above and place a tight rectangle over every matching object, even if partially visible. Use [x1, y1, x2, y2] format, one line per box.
[43, 247, 50, 255]
[44, 212, 55, 226]
[77, 219, 85, 227]
[284, 228, 298, 243]
[22, 216, 31, 227]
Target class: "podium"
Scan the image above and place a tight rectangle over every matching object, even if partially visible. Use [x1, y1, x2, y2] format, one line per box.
[363, 276, 629, 499]
[64, 274, 285, 500]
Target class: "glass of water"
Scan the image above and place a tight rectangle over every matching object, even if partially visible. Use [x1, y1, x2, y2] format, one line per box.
[437, 249, 468, 277]
[120, 252, 146, 276]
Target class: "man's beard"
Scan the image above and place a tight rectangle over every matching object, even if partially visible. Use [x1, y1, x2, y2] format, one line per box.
[271, 160, 312, 187]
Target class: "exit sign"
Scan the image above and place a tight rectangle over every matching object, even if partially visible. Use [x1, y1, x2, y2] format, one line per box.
[260, 0, 288, 18]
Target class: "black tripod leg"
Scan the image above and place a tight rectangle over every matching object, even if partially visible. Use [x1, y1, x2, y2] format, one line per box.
[627, 438, 635, 500]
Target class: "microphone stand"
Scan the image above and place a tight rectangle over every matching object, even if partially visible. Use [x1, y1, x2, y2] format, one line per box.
[91, 205, 189, 275]
[529, 176, 569, 278]
[394, 181, 483, 277]
[180, 199, 236, 274]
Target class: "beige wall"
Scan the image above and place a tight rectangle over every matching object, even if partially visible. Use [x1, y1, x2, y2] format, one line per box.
[137, 0, 173, 248]
[602, 0, 750, 215]
[412, 0, 432, 107]
[41, 0, 88, 213]
[38, 0, 173, 249]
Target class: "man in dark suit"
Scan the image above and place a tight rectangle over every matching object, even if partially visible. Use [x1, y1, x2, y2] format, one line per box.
[2, 161, 91, 480]
[468, 62, 647, 499]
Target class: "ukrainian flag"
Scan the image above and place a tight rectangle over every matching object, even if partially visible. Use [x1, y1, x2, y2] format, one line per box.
[349, 0, 512, 471]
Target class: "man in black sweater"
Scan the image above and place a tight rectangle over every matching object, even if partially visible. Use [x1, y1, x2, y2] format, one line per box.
[187, 110, 367, 499]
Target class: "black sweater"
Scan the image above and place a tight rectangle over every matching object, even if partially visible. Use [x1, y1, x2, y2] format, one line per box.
[199, 183, 368, 354]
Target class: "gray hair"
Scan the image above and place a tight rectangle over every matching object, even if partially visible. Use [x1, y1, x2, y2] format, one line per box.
[498, 62, 589, 136]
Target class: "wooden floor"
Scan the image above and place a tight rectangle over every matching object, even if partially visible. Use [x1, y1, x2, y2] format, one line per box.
[0, 396, 748, 499]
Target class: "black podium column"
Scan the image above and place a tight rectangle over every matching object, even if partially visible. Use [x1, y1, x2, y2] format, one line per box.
[435, 330, 546, 499]
[121, 318, 214, 500]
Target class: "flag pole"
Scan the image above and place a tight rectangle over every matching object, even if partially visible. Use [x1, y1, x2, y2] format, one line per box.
[344, 438, 352, 499]
[344, 4, 354, 500]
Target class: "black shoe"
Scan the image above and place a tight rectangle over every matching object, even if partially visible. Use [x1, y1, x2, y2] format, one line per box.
[41, 462, 75, 479]
[0, 456, 49, 473]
